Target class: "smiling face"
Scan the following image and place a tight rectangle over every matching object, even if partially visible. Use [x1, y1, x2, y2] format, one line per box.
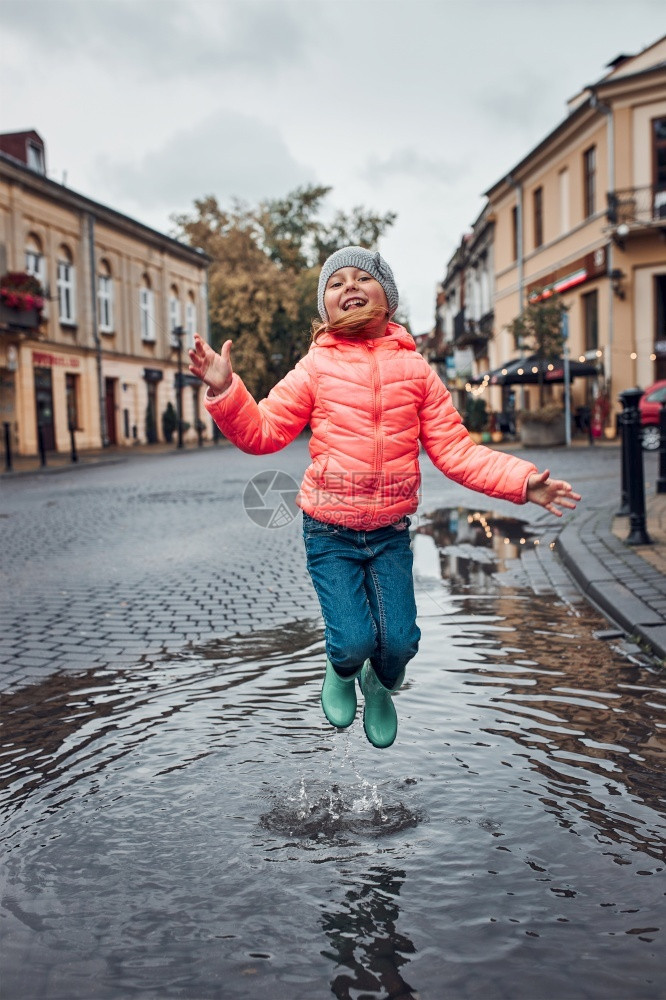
[323, 267, 389, 328]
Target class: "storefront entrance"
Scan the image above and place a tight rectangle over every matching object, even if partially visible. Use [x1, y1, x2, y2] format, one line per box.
[34, 366, 56, 451]
[105, 378, 117, 445]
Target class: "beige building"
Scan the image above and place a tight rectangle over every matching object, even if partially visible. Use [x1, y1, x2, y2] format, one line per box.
[476, 35, 666, 430]
[0, 130, 210, 457]
[430, 203, 495, 412]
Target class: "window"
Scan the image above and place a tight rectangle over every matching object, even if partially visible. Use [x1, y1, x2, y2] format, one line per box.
[27, 141, 45, 174]
[511, 205, 519, 261]
[186, 295, 196, 347]
[583, 290, 598, 352]
[653, 118, 666, 190]
[533, 187, 543, 249]
[25, 235, 45, 287]
[558, 167, 570, 233]
[57, 248, 76, 324]
[479, 267, 490, 316]
[140, 278, 155, 342]
[65, 373, 79, 430]
[98, 261, 114, 332]
[584, 146, 596, 218]
[652, 119, 666, 222]
[169, 287, 181, 347]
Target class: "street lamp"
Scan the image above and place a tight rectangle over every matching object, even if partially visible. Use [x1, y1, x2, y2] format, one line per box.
[173, 325, 185, 449]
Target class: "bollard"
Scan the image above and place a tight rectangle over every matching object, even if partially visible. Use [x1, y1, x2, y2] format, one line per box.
[69, 425, 78, 463]
[3, 421, 12, 472]
[37, 424, 47, 467]
[658, 401, 666, 495]
[616, 407, 630, 516]
[619, 388, 652, 545]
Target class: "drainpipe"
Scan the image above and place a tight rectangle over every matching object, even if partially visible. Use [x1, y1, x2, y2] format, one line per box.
[590, 90, 615, 394]
[87, 212, 108, 446]
[507, 174, 525, 408]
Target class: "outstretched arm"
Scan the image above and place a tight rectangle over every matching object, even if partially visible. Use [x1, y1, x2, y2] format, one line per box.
[526, 469, 581, 517]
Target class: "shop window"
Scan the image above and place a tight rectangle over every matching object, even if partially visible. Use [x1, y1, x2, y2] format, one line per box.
[583, 146, 596, 219]
[98, 260, 114, 332]
[57, 247, 76, 324]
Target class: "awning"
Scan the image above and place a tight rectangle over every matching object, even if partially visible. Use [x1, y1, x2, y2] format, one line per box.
[470, 353, 600, 386]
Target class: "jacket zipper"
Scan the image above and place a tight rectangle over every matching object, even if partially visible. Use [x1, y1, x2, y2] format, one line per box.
[366, 342, 382, 514]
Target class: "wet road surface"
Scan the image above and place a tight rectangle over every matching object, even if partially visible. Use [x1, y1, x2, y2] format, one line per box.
[1, 441, 664, 999]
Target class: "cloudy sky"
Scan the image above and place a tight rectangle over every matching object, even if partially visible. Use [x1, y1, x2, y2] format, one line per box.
[1, 0, 665, 332]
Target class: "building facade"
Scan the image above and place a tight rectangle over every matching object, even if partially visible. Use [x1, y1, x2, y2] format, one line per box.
[429, 204, 495, 411]
[0, 131, 210, 457]
[441, 35, 666, 433]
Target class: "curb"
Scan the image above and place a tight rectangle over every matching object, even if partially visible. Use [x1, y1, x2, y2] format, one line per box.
[556, 504, 666, 663]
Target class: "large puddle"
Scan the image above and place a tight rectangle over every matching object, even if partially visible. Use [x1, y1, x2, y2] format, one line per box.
[1, 509, 665, 999]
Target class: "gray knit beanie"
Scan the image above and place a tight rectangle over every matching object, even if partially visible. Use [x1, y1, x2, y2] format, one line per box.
[317, 246, 399, 321]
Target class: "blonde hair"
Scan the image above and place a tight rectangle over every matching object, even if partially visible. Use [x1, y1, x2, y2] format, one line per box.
[310, 303, 389, 344]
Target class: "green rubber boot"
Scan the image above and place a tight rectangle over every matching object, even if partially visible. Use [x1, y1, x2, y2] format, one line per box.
[321, 659, 363, 729]
[359, 662, 405, 749]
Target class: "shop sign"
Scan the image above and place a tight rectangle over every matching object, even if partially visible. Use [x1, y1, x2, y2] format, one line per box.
[528, 246, 609, 301]
[32, 351, 80, 368]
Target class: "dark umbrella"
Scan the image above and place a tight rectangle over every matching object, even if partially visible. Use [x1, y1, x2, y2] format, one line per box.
[470, 353, 599, 386]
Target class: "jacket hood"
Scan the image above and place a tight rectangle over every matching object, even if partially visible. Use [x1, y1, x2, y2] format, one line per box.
[310, 321, 416, 352]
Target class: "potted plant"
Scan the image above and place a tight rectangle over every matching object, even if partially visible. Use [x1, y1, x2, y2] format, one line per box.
[507, 291, 568, 445]
[145, 403, 157, 444]
[517, 403, 567, 446]
[162, 402, 178, 443]
[0, 271, 45, 328]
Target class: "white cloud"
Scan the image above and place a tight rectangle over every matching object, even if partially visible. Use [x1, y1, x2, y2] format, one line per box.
[1, 0, 665, 332]
[0, 0, 319, 79]
[95, 108, 315, 211]
[361, 149, 464, 186]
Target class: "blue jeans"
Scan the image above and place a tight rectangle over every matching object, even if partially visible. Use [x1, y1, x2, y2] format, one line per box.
[302, 512, 421, 688]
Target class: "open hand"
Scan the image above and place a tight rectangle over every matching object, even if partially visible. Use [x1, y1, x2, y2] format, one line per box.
[526, 469, 581, 517]
[188, 334, 233, 395]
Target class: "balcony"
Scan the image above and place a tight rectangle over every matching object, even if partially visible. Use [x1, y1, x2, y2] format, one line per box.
[453, 309, 493, 359]
[607, 186, 666, 231]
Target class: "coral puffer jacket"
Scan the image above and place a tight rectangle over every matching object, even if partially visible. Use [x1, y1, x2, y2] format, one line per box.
[205, 323, 537, 530]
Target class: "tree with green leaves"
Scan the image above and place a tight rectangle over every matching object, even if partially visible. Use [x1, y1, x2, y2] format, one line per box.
[507, 292, 568, 406]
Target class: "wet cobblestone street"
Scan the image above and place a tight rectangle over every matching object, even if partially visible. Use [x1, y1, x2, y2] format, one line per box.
[1, 438, 664, 1000]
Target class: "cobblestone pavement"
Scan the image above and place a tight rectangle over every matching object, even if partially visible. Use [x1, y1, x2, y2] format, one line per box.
[0, 437, 662, 691]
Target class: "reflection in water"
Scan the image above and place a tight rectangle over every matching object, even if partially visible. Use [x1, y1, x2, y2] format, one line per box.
[415, 505, 538, 589]
[321, 867, 418, 1000]
[1, 510, 665, 999]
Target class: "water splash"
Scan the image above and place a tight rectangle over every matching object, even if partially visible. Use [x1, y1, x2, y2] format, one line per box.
[260, 776, 424, 841]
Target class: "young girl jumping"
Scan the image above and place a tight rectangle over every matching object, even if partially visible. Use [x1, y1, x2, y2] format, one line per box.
[189, 246, 580, 749]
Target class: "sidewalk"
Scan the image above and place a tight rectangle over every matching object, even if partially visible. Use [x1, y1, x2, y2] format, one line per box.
[556, 491, 666, 664]
[1, 439, 226, 476]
